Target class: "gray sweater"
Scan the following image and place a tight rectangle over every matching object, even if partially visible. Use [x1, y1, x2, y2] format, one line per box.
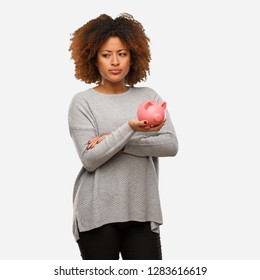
[68, 86, 178, 241]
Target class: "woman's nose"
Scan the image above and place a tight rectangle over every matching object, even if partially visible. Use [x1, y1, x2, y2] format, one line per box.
[111, 55, 119, 65]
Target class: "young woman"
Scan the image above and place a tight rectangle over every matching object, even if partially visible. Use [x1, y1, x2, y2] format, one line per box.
[68, 13, 178, 260]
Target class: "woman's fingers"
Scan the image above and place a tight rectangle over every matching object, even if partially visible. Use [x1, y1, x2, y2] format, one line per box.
[147, 121, 165, 131]
[87, 133, 110, 149]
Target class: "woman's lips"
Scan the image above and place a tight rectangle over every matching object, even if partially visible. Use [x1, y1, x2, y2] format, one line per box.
[110, 69, 121, 74]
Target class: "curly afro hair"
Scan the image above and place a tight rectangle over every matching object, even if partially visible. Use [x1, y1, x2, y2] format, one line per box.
[69, 13, 151, 86]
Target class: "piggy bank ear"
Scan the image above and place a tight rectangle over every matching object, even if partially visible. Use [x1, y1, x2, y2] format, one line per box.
[161, 101, 167, 109]
[145, 101, 153, 110]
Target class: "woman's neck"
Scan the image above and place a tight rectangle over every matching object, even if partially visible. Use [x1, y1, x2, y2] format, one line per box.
[93, 83, 129, 94]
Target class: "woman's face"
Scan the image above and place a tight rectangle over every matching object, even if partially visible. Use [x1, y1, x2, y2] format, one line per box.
[96, 36, 131, 86]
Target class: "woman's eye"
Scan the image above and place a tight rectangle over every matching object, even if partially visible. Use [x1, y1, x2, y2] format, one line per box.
[119, 53, 127, 56]
[102, 54, 110, 58]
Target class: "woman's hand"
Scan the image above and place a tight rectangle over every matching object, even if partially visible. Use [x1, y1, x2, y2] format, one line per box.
[128, 120, 165, 132]
[87, 133, 110, 149]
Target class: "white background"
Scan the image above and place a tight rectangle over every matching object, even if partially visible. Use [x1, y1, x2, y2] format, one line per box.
[0, 0, 259, 260]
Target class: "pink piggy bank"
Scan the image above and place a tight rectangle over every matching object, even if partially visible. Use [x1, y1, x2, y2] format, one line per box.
[137, 100, 167, 126]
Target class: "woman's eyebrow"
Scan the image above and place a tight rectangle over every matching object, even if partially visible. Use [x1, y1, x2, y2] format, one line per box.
[99, 49, 128, 52]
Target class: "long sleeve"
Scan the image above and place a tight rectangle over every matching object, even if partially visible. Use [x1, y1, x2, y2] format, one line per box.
[123, 109, 178, 157]
[68, 94, 135, 172]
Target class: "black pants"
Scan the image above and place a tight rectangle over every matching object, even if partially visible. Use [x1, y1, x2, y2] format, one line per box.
[77, 221, 162, 260]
